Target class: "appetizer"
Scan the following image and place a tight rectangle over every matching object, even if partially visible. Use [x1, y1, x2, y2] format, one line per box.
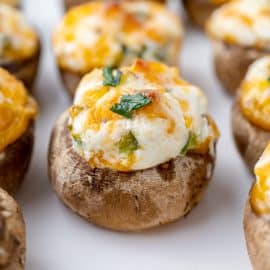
[232, 56, 270, 173]
[64, 0, 166, 11]
[183, 0, 231, 28]
[48, 60, 219, 232]
[0, 68, 38, 193]
[244, 143, 270, 270]
[0, 4, 40, 90]
[0, 0, 20, 8]
[53, 1, 183, 97]
[0, 188, 25, 270]
[206, 0, 270, 95]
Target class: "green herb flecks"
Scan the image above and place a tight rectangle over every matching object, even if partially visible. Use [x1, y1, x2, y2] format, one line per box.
[0, 33, 11, 56]
[72, 134, 83, 147]
[103, 67, 122, 87]
[267, 76, 270, 82]
[111, 93, 152, 118]
[118, 131, 139, 154]
[181, 132, 197, 155]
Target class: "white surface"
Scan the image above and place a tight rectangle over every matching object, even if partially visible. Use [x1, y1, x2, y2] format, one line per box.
[16, 0, 253, 269]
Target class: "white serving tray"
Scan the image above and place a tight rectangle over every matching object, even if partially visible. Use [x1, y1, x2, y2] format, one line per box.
[16, 0, 252, 269]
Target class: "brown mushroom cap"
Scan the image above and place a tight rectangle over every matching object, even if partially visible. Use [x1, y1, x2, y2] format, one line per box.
[211, 40, 267, 95]
[244, 199, 270, 270]
[48, 110, 216, 232]
[231, 98, 270, 174]
[0, 188, 25, 270]
[0, 37, 41, 91]
[0, 123, 34, 194]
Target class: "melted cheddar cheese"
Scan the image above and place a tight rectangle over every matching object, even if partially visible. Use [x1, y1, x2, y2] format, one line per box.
[0, 68, 37, 151]
[251, 143, 270, 216]
[69, 60, 219, 172]
[0, 4, 38, 62]
[53, 1, 183, 74]
[0, 0, 19, 7]
[207, 0, 270, 51]
[240, 56, 270, 131]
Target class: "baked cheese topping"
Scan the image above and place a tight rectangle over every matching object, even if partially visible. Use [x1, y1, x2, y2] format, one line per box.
[53, 1, 183, 74]
[240, 56, 270, 131]
[0, 4, 38, 62]
[251, 143, 270, 217]
[207, 0, 270, 50]
[0, 68, 37, 151]
[0, 0, 19, 7]
[69, 60, 219, 172]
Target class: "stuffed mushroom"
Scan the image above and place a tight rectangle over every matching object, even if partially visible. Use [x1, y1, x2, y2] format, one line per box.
[0, 68, 38, 193]
[244, 143, 270, 270]
[48, 60, 219, 232]
[232, 56, 270, 173]
[0, 188, 26, 270]
[206, 0, 270, 95]
[64, 0, 166, 11]
[0, 4, 40, 90]
[182, 0, 231, 28]
[53, 1, 183, 97]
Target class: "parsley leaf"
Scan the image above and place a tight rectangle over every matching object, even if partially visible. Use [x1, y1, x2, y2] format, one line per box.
[103, 67, 122, 87]
[181, 132, 197, 155]
[267, 76, 270, 82]
[111, 93, 152, 118]
[118, 131, 139, 154]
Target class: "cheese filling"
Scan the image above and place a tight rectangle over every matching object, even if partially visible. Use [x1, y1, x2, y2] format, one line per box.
[240, 56, 270, 131]
[69, 60, 219, 172]
[0, 4, 38, 62]
[207, 0, 270, 51]
[53, 1, 183, 74]
[0, 68, 37, 151]
[251, 144, 270, 217]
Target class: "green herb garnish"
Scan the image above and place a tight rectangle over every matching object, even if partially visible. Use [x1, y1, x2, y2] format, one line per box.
[180, 132, 197, 155]
[267, 76, 270, 82]
[103, 67, 122, 87]
[111, 93, 152, 118]
[118, 131, 139, 154]
[72, 134, 83, 147]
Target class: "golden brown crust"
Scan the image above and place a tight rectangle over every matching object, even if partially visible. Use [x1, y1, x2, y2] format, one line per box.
[48, 110, 216, 232]
[244, 199, 270, 270]
[0, 37, 41, 92]
[182, 0, 221, 28]
[212, 40, 267, 95]
[231, 98, 270, 174]
[0, 188, 25, 270]
[64, 0, 166, 10]
[0, 123, 34, 194]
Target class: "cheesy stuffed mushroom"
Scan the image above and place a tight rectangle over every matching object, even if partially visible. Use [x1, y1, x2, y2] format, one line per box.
[207, 0, 270, 95]
[244, 144, 270, 270]
[53, 1, 183, 97]
[232, 56, 270, 173]
[0, 4, 40, 90]
[64, 0, 166, 11]
[0, 68, 38, 193]
[48, 60, 219, 231]
[0, 188, 26, 270]
[182, 0, 232, 28]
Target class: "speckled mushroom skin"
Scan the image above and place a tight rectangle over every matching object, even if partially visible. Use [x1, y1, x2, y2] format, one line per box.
[0, 123, 34, 194]
[0, 38, 41, 92]
[182, 0, 221, 28]
[48, 110, 216, 232]
[244, 200, 270, 270]
[64, 0, 167, 10]
[212, 40, 267, 95]
[231, 99, 270, 174]
[59, 69, 81, 98]
[0, 188, 26, 270]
